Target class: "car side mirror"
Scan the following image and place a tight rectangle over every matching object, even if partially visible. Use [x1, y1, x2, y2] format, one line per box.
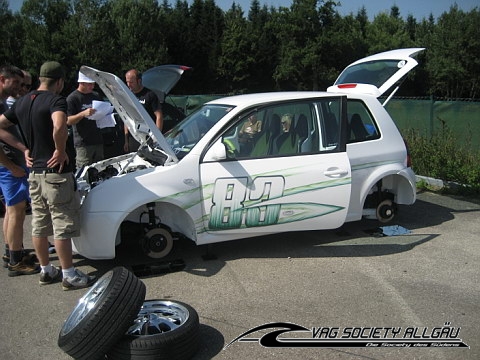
[204, 139, 227, 161]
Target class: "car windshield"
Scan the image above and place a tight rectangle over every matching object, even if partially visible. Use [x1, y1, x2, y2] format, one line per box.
[165, 104, 234, 159]
[336, 59, 407, 88]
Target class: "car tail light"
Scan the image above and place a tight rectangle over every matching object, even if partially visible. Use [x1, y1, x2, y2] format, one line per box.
[404, 139, 412, 167]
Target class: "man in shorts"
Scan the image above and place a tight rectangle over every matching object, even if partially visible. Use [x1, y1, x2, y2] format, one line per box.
[0, 61, 96, 289]
[0, 65, 37, 276]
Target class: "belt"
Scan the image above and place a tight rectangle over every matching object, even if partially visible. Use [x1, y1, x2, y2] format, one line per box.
[31, 168, 71, 175]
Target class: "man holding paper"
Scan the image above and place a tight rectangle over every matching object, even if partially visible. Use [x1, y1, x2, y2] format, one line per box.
[67, 71, 104, 168]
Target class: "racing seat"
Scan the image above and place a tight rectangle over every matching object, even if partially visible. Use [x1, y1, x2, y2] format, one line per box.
[349, 113, 369, 142]
[250, 113, 281, 157]
[324, 113, 339, 146]
[295, 114, 308, 152]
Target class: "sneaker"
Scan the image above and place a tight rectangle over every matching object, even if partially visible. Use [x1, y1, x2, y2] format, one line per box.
[3, 250, 38, 268]
[22, 252, 38, 265]
[8, 260, 40, 277]
[39, 266, 62, 285]
[62, 269, 96, 291]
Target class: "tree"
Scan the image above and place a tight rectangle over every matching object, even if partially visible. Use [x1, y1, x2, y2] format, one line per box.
[246, 0, 277, 91]
[18, 0, 71, 78]
[218, 4, 250, 92]
[185, 0, 225, 92]
[366, 6, 414, 54]
[60, 0, 115, 78]
[274, 0, 328, 90]
[109, 0, 167, 72]
[0, 0, 23, 66]
[426, 6, 480, 98]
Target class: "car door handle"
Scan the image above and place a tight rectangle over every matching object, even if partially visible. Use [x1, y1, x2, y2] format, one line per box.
[324, 167, 349, 177]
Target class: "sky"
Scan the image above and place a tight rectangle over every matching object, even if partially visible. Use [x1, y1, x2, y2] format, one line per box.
[7, 0, 479, 20]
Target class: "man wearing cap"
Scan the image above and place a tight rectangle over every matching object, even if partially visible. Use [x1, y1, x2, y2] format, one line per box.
[66, 71, 104, 168]
[0, 61, 96, 290]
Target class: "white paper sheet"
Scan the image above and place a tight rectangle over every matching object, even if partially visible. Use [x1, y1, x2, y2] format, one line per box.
[96, 113, 116, 129]
[87, 100, 114, 121]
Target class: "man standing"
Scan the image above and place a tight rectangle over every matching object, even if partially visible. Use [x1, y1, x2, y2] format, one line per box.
[6, 70, 32, 108]
[0, 61, 96, 290]
[124, 69, 163, 152]
[0, 65, 37, 276]
[67, 71, 104, 168]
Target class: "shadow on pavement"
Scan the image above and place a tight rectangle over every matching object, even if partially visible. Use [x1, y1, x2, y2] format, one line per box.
[85, 191, 475, 280]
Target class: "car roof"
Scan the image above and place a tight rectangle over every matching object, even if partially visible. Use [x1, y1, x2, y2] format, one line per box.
[206, 91, 354, 107]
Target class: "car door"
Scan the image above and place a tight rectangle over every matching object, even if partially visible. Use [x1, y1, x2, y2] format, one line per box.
[199, 96, 351, 236]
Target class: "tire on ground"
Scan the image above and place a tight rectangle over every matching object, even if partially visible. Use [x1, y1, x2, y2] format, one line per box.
[58, 266, 146, 360]
[107, 299, 200, 360]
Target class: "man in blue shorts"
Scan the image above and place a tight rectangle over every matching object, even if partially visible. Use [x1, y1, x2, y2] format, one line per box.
[0, 61, 96, 289]
[0, 65, 37, 276]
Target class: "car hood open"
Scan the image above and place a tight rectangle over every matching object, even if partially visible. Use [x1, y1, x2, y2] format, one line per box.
[80, 65, 178, 163]
[327, 48, 425, 101]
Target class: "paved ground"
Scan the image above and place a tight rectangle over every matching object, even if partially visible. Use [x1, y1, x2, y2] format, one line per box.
[0, 191, 478, 360]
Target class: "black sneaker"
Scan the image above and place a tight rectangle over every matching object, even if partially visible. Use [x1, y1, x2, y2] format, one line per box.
[39, 266, 62, 285]
[8, 260, 40, 277]
[2, 255, 9, 268]
[62, 269, 97, 291]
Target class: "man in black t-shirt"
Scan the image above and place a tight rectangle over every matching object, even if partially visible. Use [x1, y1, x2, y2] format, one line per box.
[67, 71, 104, 168]
[124, 68, 163, 152]
[0, 61, 96, 290]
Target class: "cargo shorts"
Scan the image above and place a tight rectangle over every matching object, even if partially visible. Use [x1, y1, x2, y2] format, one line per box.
[28, 172, 81, 240]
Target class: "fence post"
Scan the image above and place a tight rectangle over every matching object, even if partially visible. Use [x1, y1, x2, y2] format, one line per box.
[429, 94, 434, 138]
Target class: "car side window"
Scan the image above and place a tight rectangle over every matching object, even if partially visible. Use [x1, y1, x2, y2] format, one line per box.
[220, 99, 343, 160]
[347, 100, 380, 143]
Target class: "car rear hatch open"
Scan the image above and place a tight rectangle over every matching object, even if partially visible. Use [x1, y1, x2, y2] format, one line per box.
[141, 65, 192, 102]
[327, 48, 425, 105]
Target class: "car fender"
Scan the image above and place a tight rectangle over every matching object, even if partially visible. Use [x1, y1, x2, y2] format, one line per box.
[75, 168, 200, 259]
[359, 164, 416, 207]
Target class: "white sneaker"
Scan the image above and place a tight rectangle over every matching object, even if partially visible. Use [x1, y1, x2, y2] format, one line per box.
[62, 269, 97, 291]
[39, 266, 62, 285]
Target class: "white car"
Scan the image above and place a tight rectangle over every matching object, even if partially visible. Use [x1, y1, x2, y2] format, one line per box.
[75, 48, 424, 260]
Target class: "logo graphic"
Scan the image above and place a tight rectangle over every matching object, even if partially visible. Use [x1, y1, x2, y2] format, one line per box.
[225, 322, 469, 350]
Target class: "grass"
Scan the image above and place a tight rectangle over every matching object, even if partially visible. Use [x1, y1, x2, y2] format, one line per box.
[403, 120, 480, 196]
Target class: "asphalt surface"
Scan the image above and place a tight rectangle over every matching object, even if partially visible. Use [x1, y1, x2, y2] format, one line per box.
[0, 191, 478, 360]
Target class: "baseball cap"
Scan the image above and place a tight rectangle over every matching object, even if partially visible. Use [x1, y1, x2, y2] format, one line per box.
[39, 61, 65, 79]
[78, 71, 95, 83]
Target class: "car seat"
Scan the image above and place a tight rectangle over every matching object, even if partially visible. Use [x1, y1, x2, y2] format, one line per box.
[349, 113, 368, 142]
[294, 114, 308, 152]
[324, 113, 339, 146]
[250, 113, 281, 157]
[274, 114, 298, 155]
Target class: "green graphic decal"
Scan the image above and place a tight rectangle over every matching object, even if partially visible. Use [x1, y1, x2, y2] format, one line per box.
[207, 176, 345, 231]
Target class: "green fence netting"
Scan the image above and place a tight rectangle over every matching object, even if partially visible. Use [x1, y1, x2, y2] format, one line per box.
[385, 98, 480, 150]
